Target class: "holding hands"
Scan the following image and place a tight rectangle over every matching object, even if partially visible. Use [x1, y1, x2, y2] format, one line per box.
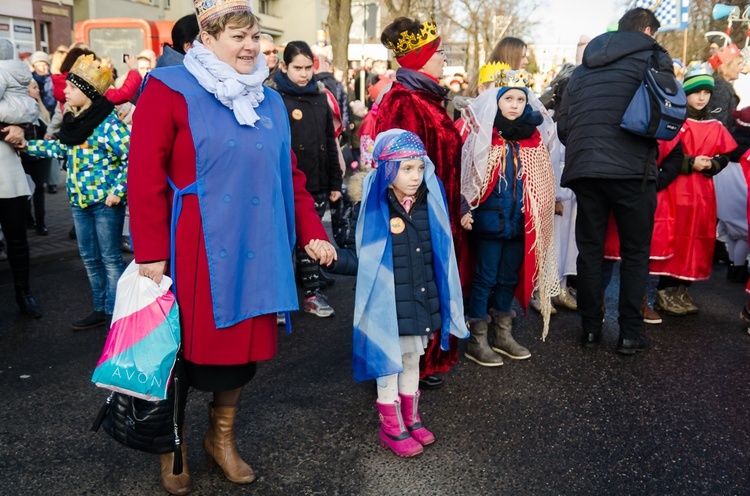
[305, 239, 337, 266]
[692, 155, 712, 172]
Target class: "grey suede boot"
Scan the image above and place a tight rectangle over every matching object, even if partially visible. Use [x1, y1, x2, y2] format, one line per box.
[489, 310, 531, 360]
[465, 319, 504, 367]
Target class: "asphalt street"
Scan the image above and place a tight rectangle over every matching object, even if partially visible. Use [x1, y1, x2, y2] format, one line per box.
[1, 254, 749, 495]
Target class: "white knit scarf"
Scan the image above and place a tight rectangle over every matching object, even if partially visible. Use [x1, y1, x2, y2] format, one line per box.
[183, 41, 269, 127]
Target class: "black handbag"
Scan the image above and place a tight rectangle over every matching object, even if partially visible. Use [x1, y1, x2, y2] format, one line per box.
[91, 352, 185, 474]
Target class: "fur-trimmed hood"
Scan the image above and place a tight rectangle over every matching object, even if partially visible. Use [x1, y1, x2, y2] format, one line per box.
[346, 169, 371, 203]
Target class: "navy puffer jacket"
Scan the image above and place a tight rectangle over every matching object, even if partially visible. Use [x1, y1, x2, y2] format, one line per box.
[557, 30, 673, 187]
[387, 185, 441, 336]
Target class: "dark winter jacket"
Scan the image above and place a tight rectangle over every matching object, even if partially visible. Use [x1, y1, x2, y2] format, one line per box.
[708, 77, 739, 133]
[317, 71, 350, 132]
[328, 171, 365, 276]
[656, 142, 683, 191]
[730, 125, 750, 162]
[278, 85, 343, 194]
[557, 30, 673, 187]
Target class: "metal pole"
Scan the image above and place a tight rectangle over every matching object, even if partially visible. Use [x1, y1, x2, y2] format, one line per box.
[682, 25, 688, 64]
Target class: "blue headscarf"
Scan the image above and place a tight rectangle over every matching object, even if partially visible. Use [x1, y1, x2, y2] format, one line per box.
[352, 129, 469, 384]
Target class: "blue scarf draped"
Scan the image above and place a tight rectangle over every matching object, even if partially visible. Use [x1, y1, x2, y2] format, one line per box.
[273, 70, 319, 96]
[352, 129, 468, 384]
[396, 68, 449, 99]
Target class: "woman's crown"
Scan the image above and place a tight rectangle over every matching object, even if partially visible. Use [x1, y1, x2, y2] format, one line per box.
[384, 21, 439, 57]
[193, 0, 252, 28]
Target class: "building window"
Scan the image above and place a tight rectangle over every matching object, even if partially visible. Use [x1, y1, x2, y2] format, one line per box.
[165, 0, 171, 8]
[39, 22, 50, 52]
[259, 0, 272, 15]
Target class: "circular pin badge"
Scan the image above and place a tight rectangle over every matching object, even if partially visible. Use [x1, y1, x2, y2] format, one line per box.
[390, 217, 405, 234]
[292, 109, 303, 120]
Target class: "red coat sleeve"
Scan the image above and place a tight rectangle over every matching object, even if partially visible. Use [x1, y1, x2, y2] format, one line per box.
[292, 151, 329, 246]
[128, 77, 174, 263]
[52, 73, 66, 103]
[105, 70, 143, 104]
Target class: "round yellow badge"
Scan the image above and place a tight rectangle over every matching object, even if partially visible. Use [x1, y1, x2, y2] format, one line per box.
[292, 109, 303, 120]
[390, 217, 405, 234]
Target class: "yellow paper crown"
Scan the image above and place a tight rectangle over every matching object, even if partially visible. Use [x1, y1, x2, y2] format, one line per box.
[69, 54, 113, 96]
[384, 21, 439, 58]
[478, 62, 532, 88]
[194, 0, 252, 28]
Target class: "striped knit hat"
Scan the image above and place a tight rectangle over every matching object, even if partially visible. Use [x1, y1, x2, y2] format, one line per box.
[683, 73, 714, 95]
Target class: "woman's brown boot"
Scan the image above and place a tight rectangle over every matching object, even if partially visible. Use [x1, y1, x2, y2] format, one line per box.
[160, 442, 192, 495]
[203, 403, 256, 484]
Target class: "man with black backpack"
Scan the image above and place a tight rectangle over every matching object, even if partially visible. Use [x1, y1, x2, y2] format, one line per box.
[557, 8, 678, 355]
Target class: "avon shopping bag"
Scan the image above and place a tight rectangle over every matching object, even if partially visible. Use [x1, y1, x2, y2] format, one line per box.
[91, 261, 180, 401]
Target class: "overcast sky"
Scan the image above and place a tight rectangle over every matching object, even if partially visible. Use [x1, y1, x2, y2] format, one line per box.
[530, 0, 624, 45]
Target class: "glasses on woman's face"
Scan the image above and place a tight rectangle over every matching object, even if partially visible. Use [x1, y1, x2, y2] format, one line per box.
[263, 49, 278, 55]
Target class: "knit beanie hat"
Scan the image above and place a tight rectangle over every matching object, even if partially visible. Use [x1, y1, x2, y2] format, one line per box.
[496, 86, 529, 100]
[0, 38, 14, 61]
[683, 65, 714, 95]
[29, 51, 51, 67]
[66, 54, 114, 101]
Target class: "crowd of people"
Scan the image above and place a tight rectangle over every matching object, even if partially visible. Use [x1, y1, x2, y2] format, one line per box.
[2, 1, 750, 494]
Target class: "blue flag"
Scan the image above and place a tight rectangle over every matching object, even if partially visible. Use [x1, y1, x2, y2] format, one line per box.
[630, 0, 689, 31]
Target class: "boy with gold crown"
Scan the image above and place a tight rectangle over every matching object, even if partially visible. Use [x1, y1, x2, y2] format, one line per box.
[22, 54, 129, 331]
[460, 64, 558, 367]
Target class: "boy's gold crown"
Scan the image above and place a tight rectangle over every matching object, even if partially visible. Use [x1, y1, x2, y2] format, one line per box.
[193, 0, 252, 28]
[384, 21, 439, 57]
[69, 54, 113, 96]
[478, 62, 532, 88]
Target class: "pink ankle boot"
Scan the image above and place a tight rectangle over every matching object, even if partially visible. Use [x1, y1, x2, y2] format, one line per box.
[376, 399, 423, 457]
[399, 391, 435, 446]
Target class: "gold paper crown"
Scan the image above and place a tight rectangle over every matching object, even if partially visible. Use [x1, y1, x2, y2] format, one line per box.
[69, 55, 113, 96]
[478, 62, 532, 89]
[194, 0, 253, 28]
[384, 21, 439, 58]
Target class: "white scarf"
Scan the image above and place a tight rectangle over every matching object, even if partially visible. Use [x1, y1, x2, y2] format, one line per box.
[183, 41, 269, 127]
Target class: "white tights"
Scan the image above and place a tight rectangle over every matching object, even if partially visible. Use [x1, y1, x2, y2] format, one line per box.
[376, 352, 420, 404]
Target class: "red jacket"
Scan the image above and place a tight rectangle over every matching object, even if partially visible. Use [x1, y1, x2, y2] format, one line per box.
[128, 77, 327, 365]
